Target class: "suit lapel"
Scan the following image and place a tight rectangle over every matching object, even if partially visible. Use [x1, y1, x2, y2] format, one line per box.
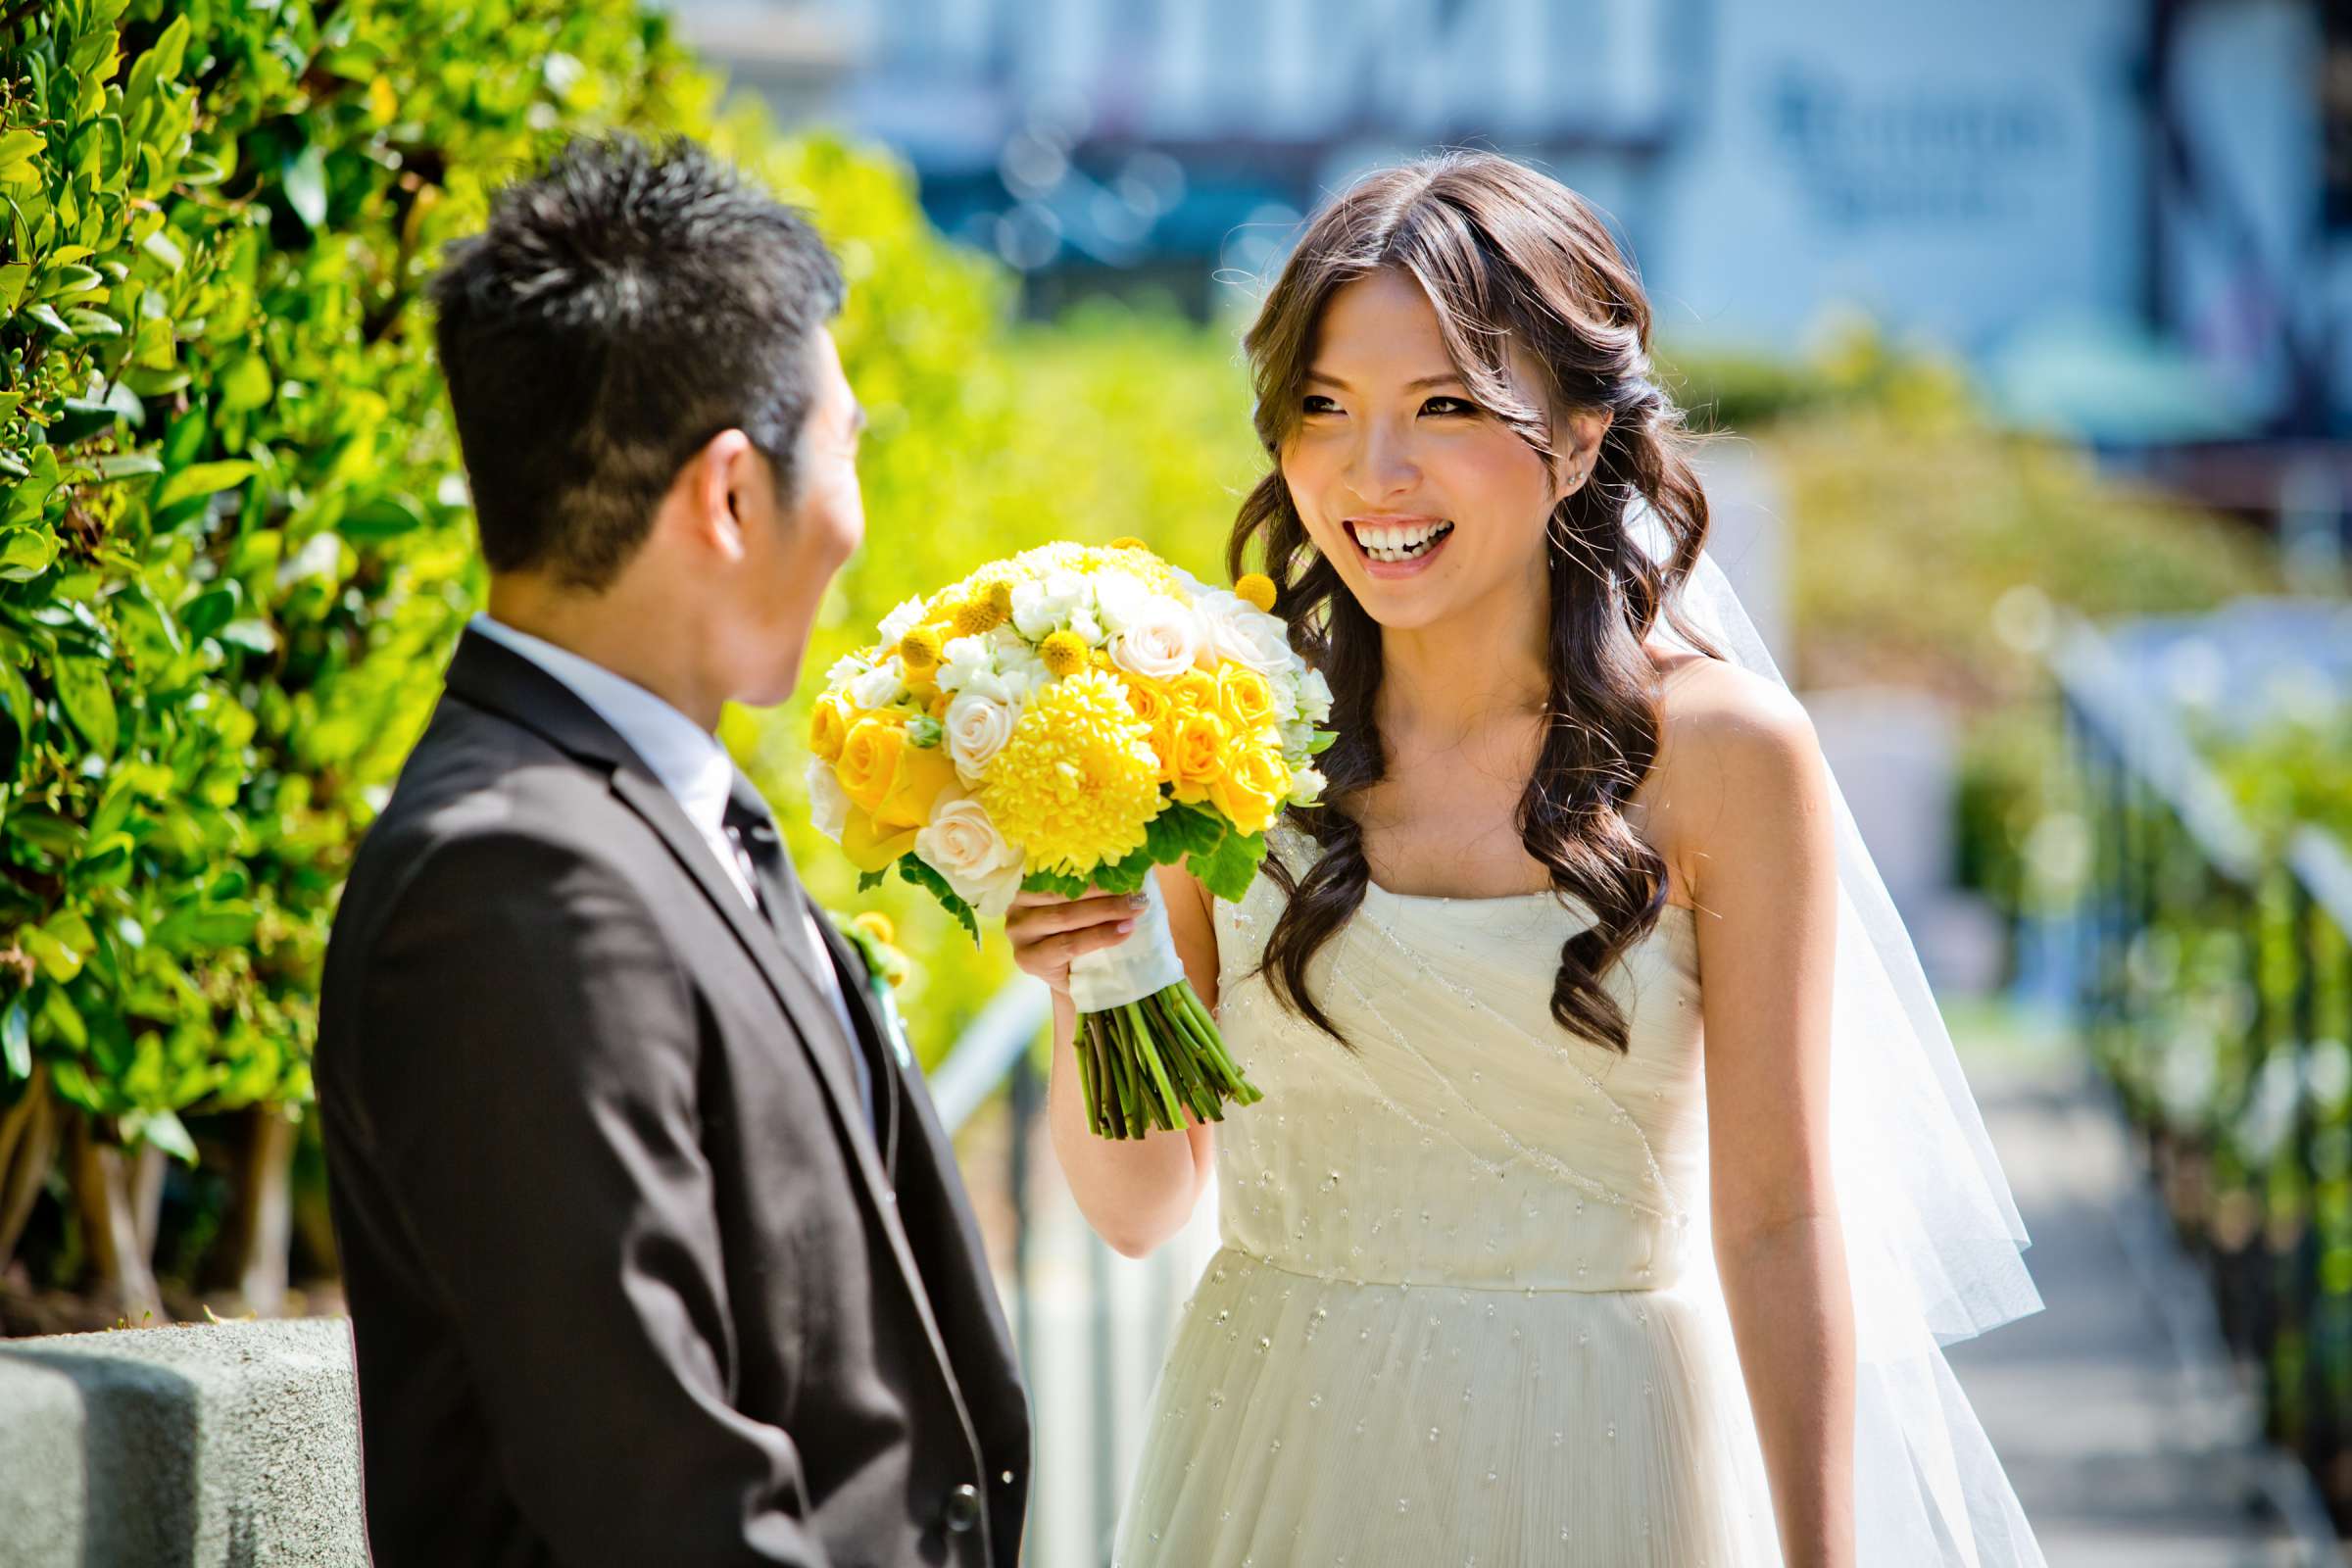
[439, 628, 979, 1426]
[808, 906, 903, 1174]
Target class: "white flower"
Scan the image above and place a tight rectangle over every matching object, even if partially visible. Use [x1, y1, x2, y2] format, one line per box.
[1107, 597, 1203, 681]
[825, 651, 873, 688]
[806, 757, 851, 842]
[1287, 763, 1327, 807]
[1281, 719, 1316, 759]
[914, 792, 1026, 917]
[1196, 590, 1295, 674]
[1271, 674, 1299, 724]
[849, 662, 904, 710]
[937, 635, 995, 694]
[877, 596, 929, 648]
[1010, 573, 1076, 641]
[1298, 666, 1334, 722]
[1092, 568, 1152, 633]
[945, 689, 1018, 777]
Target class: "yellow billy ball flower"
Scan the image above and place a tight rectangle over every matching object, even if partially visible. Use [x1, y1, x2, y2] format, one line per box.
[979, 669, 1166, 875]
[1234, 572, 1279, 613]
[952, 596, 1006, 637]
[1039, 630, 1090, 677]
[1108, 535, 1150, 552]
[852, 910, 896, 947]
[899, 624, 945, 673]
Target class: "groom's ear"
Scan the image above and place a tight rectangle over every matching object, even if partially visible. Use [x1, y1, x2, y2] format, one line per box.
[675, 428, 761, 564]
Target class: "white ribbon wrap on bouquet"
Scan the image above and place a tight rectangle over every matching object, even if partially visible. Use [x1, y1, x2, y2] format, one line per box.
[1065, 872, 1189, 1012]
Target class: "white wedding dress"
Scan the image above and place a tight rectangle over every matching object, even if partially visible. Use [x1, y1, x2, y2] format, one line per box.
[1111, 822, 2032, 1565]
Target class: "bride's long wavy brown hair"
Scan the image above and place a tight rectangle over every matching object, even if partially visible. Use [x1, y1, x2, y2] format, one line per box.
[1236, 151, 1723, 1055]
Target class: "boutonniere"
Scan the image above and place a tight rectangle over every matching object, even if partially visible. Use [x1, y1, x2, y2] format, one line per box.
[830, 909, 915, 1068]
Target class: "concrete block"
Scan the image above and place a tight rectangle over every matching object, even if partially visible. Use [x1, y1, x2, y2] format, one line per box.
[0, 1317, 365, 1567]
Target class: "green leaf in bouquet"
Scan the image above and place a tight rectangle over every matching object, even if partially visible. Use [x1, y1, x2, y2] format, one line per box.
[1308, 728, 1339, 755]
[1145, 799, 1225, 861]
[906, 715, 943, 748]
[1086, 845, 1156, 898]
[1021, 866, 1089, 900]
[897, 857, 979, 944]
[1189, 827, 1268, 905]
[857, 867, 888, 893]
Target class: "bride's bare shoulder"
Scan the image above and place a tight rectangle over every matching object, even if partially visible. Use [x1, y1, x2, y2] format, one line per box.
[1640, 650, 1829, 896]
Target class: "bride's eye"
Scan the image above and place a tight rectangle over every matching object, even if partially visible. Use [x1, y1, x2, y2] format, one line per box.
[1421, 396, 1480, 417]
[1301, 394, 1341, 416]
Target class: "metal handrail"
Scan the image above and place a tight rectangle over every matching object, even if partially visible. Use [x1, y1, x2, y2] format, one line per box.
[930, 976, 1053, 1135]
[2051, 609, 2352, 1545]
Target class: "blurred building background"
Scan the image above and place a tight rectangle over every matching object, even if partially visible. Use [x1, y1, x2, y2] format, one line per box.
[677, 0, 2351, 547]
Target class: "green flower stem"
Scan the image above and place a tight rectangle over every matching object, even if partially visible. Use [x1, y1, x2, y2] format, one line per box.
[1072, 980, 1264, 1140]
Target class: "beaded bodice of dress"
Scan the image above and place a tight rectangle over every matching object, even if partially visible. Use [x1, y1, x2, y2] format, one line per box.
[1210, 825, 1708, 1295]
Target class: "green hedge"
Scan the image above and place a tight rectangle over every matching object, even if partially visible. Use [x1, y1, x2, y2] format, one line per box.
[0, 0, 1260, 1314]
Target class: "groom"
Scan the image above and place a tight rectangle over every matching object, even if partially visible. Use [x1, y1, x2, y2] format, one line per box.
[316, 135, 1029, 1566]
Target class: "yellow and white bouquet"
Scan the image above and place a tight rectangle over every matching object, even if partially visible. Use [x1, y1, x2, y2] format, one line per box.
[806, 540, 1333, 1139]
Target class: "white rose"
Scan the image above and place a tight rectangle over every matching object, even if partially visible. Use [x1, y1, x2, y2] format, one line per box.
[806, 757, 851, 841]
[914, 794, 1027, 917]
[850, 662, 904, 710]
[1107, 598, 1203, 681]
[1092, 569, 1152, 633]
[877, 596, 928, 647]
[945, 689, 1018, 777]
[1197, 590, 1295, 674]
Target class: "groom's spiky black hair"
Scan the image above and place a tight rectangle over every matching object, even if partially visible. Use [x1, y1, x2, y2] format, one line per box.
[428, 133, 845, 589]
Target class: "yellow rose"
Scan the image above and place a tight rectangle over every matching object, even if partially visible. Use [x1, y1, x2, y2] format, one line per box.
[1166, 710, 1230, 805]
[1215, 666, 1276, 733]
[1125, 675, 1173, 730]
[808, 694, 852, 763]
[838, 716, 957, 830]
[1208, 744, 1290, 836]
[1168, 669, 1218, 713]
[841, 807, 919, 872]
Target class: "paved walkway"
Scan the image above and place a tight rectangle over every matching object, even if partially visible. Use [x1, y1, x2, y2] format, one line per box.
[1946, 1009, 2338, 1566]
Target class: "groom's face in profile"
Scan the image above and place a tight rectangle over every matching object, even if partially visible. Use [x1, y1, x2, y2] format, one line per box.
[720, 324, 866, 708]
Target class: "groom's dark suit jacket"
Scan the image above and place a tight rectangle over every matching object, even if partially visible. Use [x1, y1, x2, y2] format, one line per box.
[316, 629, 1030, 1568]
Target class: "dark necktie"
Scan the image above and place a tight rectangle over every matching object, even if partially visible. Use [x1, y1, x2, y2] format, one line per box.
[721, 796, 876, 1130]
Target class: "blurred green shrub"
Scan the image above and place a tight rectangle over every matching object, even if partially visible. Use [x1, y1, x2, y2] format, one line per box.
[0, 0, 1262, 1317]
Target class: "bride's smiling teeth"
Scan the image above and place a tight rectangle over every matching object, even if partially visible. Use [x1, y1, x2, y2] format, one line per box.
[1348, 517, 1454, 562]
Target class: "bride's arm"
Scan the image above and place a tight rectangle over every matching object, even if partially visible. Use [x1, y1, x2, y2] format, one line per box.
[1010, 863, 1217, 1257]
[1676, 667, 1856, 1568]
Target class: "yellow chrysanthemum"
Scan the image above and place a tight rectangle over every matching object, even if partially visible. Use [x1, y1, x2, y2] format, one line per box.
[1039, 630, 1090, 677]
[852, 911, 896, 947]
[979, 669, 1166, 875]
[1234, 572, 1278, 612]
[899, 624, 945, 673]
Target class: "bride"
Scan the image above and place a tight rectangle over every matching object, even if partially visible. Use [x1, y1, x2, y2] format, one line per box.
[1006, 152, 2046, 1566]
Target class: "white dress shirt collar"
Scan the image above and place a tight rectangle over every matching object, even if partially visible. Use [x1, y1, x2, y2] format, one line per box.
[467, 612, 741, 852]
